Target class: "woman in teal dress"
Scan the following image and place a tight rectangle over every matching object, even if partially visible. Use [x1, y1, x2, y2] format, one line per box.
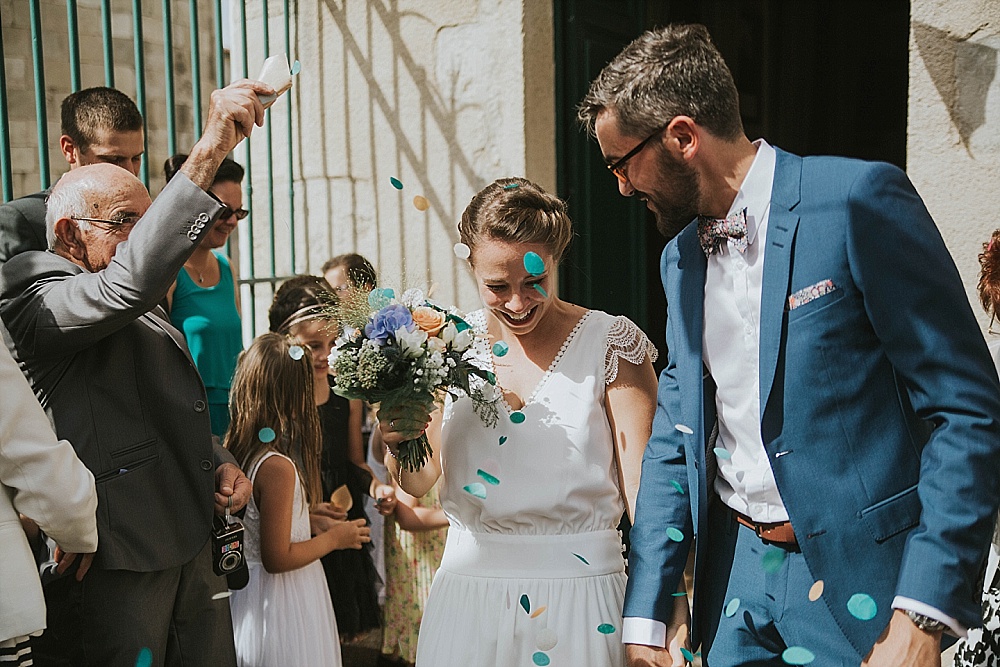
[164, 156, 246, 437]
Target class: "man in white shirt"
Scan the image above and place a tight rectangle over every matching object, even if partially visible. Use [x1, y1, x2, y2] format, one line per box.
[579, 23, 1000, 667]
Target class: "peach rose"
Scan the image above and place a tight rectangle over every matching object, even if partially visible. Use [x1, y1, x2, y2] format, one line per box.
[411, 306, 446, 335]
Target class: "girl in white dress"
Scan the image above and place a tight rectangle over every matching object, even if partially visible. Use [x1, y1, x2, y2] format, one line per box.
[379, 178, 661, 666]
[226, 333, 371, 667]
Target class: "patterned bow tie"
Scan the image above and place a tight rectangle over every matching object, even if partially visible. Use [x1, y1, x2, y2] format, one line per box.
[697, 207, 748, 256]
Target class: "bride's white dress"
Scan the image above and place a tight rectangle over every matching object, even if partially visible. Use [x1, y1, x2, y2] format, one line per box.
[416, 309, 656, 666]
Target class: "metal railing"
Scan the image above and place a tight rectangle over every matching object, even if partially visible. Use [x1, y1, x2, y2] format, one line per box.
[0, 0, 298, 335]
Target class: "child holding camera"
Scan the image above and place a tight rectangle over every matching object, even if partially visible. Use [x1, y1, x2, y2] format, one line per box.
[226, 333, 371, 666]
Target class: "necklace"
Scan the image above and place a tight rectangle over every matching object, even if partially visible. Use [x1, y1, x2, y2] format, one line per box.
[184, 262, 206, 284]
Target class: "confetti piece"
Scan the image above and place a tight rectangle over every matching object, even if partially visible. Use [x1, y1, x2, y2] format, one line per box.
[713, 447, 732, 460]
[413, 195, 429, 211]
[499, 436, 507, 445]
[680, 647, 695, 662]
[288, 345, 304, 360]
[724, 598, 741, 617]
[674, 423, 693, 434]
[135, 648, 153, 667]
[535, 628, 558, 651]
[574, 553, 590, 565]
[258, 427, 276, 443]
[672, 592, 687, 597]
[533, 284, 548, 298]
[847, 593, 877, 621]
[493, 341, 509, 357]
[477, 469, 500, 485]
[666, 527, 684, 542]
[290, 60, 302, 75]
[506, 591, 511, 609]
[761, 547, 787, 573]
[523, 251, 545, 276]
[532, 652, 550, 666]
[782, 646, 816, 665]
[597, 623, 616, 634]
[463, 482, 487, 499]
[670, 480, 685, 494]
[510, 411, 526, 424]
[503, 183, 520, 190]
[211, 591, 232, 600]
[520, 594, 531, 614]
[453, 242, 471, 259]
[390, 177, 403, 190]
[808, 580, 824, 601]
[530, 605, 547, 618]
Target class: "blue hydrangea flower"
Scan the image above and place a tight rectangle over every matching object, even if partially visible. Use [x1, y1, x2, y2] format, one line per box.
[365, 304, 414, 345]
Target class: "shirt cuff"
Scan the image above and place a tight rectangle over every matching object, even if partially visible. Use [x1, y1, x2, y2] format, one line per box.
[892, 596, 967, 639]
[622, 617, 667, 647]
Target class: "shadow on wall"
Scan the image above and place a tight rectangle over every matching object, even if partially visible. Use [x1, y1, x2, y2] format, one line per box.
[914, 21, 998, 155]
[312, 0, 491, 297]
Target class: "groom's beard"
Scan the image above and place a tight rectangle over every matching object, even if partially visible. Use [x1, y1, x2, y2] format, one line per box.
[646, 150, 701, 240]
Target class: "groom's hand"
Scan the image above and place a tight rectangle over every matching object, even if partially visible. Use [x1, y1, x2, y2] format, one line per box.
[861, 610, 942, 667]
[627, 644, 683, 667]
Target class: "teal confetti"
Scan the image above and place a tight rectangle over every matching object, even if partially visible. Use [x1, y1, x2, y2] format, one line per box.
[672, 592, 687, 597]
[724, 597, 741, 617]
[510, 411, 526, 424]
[477, 469, 500, 485]
[532, 652, 550, 666]
[761, 547, 787, 573]
[597, 623, 615, 634]
[847, 593, 877, 621]
[463, 482, 487, 499]
[523, 251, 545, 276]
[680, 647, 695, 662]
[135, 648, 153, 667]
[520, 594, 531, 613]
[533, 284, 548, 298]
[492, 341, 509, 357]
[713, 447, 732, 459]
[498, 436, 507, 445]
[290, 60, 301, 75]
[782, 646, 816, 665]
[573, 553, 590, 565]
[288, 345, 304, 360]
[258, 427, 276, 443]
[503, 183, 520, 190]
[389, 177, 403, 189]
[666, 527, 684, 542]
[670, 479, 685, 494]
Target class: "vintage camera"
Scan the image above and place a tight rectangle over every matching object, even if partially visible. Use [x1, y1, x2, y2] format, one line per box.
[212, 514, 245, 577]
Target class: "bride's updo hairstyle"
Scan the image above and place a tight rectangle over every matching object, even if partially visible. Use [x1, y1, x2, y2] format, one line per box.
[458, 177, 574, 265]
[978, 229, 1000, 319]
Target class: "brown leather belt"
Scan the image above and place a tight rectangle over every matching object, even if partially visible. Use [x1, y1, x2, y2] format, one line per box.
[733, 510, 799, 548]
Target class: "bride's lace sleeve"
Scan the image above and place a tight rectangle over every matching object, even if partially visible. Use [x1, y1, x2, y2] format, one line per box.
[605, 316, 658, 385]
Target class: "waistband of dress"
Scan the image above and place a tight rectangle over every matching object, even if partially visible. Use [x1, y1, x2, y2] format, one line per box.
[439, 528, 625, 578]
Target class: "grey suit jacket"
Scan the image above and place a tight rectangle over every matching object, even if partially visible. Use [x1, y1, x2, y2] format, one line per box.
[0, 189, 49, 267]
[0, 174, 226, 572]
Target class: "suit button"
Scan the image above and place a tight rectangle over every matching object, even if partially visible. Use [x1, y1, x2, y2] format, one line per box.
[194, 400, 207, 412]
[196, 212, 210, 223]
[200, 459, 213, 471]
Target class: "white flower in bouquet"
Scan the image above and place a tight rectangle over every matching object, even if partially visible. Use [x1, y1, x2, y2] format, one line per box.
[400, 288, 426, 309]
[396, 326, 428, 358]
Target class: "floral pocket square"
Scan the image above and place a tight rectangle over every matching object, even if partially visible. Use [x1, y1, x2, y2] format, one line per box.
[788, 280, 837, 310]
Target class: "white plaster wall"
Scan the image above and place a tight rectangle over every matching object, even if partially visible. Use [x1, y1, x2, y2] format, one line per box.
[908, 0, 1000, 333]
[232, 0, 556, 335]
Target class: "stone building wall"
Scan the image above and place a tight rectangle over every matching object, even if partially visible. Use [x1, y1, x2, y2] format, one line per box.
[908, 0, 1000, 332]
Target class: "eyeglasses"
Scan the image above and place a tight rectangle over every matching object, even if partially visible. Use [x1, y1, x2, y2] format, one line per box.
[71, 215, 139, 234]
[606, 124, 668, 183]
[220, 206, 249, 221]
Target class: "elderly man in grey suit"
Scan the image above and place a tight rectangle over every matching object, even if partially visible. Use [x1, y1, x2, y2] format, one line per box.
[0, 79, 273, 667]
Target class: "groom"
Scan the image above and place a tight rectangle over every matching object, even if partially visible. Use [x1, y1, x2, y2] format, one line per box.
[579, 23, 1000, 667]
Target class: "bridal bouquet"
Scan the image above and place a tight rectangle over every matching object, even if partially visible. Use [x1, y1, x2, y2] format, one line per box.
[328, 287, 499, 471]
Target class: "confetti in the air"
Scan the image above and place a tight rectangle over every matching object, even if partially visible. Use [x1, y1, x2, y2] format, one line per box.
[724, 598, 741, 617]
[290, 60, 302, 75]
[597, 623, 616, 634]
[520, 594, 531, 613]
[532, 653, 550, 666]
[477, 469, 500, 486]
[288, 345, 304, 360]
[847, 593, 877, 621]
[808, 580, 824, 601]
[498, 436, 508, 445]
[670, 480, 685, 494]
[782, 646, 816, 665]
[761, 547, 787, 573]
[389, 177, 403, 190]
[493, 341, 509, 357]
[535, 628, 558, 651]
[413, 195, 430, 211]
[453, 242, 471, 259]
[530, 606, 547, 618]
[713, 447, 732, 460]
[666, 527, 684, 542]
[534, 284, 548, 298]
[681, 647, 695, 662]
[211, 591, 232, 600]
[258, 427, 276, 443]
[510, 411, 526, 424]
[523, 252, 545, 276]
[674, 423, 693, 434]
[135, 648, 153, 667]
[504, 183, 520, 190]
[574, 553, 590, 565]
[463, 483, 487, 499]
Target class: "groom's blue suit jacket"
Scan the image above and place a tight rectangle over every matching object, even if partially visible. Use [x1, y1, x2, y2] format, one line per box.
[624, 147, 1000, 656]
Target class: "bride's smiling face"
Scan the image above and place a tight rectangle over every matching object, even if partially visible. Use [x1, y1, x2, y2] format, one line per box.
[471, 237, 554, 336]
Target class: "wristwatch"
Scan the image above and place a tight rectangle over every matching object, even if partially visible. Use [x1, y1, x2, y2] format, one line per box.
[904, 610, 947, 634]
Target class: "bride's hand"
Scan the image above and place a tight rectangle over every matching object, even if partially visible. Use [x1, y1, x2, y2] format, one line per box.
[377, 401, 433, 450]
